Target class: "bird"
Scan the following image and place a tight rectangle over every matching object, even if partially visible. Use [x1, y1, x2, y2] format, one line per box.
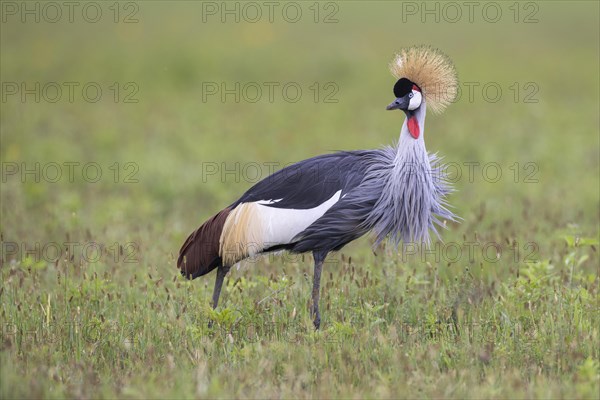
[178, 45, 459, 329]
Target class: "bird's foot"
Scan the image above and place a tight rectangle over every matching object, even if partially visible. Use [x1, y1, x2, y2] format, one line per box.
[312, 308, 321, 330]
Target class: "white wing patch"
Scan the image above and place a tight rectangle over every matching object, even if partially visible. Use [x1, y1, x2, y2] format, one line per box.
[256, 190, 341, 246]
[256, 199, 282, 205]
[219, 190, 341, 265]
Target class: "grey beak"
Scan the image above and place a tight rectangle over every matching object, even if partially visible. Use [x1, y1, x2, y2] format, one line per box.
[386, 97, 406, 111]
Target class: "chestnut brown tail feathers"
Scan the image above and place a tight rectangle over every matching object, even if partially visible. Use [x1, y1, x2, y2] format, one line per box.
[178, 208, 231, 279]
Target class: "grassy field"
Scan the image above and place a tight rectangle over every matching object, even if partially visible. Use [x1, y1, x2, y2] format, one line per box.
[1, 1, 599, 398]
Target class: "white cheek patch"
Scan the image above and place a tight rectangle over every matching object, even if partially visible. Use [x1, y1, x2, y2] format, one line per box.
[408, 91, 422, 111]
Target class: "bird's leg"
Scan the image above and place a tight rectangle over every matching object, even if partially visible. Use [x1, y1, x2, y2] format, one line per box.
[311, 251, 327, 330]
[212, 264, 230, 308]
[208, 265, 230, 328]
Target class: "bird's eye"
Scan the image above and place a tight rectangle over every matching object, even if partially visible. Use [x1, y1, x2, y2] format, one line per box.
[408, 93, 414, 98]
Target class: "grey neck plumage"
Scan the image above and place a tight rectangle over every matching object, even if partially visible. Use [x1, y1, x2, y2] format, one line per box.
[367, 100, 456, 246]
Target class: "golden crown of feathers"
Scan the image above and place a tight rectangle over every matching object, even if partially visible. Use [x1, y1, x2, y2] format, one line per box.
[389, 45, 458, 114]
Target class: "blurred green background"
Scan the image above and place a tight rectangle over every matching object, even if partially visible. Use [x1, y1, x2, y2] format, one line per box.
[1, 1, 599, 398]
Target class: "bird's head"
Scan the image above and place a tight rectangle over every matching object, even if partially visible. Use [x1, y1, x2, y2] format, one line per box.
[386, 77, 424, 139]
[385, 46, 458, 140]
[386, 77, 423, 113]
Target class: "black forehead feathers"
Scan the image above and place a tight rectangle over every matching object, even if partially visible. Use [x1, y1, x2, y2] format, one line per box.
[393, 78, 417, 98]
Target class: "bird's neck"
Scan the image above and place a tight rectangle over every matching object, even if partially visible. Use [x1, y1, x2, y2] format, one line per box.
[397, 102, 427, 159]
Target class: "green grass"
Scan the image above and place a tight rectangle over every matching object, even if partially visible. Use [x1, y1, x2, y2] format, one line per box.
[1, 1, 599, 398]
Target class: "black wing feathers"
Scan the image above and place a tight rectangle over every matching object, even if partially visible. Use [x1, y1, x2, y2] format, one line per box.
[234, 151, 370, 210]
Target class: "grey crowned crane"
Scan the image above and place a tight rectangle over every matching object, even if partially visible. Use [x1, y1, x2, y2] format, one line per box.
[178, 45, 459, 329]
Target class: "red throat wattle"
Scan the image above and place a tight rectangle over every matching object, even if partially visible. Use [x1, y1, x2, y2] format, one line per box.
[407, 116, 420, 139]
